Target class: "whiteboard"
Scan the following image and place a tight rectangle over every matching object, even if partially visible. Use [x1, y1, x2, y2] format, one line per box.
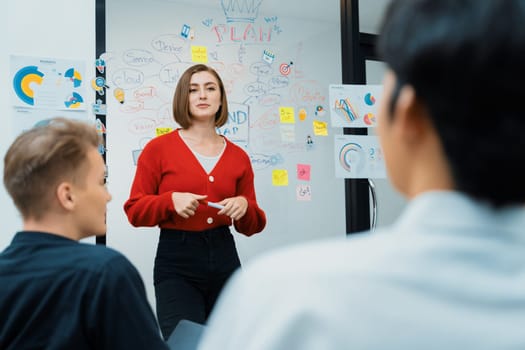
[105, 0, 344, 308]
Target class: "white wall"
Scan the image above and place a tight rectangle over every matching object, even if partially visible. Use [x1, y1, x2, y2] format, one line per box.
[0, 0, 96, 250]
[0, 2, 15, 251]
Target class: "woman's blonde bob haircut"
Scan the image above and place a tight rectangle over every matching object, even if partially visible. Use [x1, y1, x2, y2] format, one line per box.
[172, 64, 229, 128]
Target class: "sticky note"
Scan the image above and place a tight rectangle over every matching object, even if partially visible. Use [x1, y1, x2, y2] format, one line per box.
[272, 169, 289, 186]
[280, 124, 295, 143]
[156, 127, 173, 136]
[279, 107, 295, 124]
[297, 164, 311, 181]
[191, 46, 208, 63]
[313, 120, 328, 136]
[296, 184, 312, 201]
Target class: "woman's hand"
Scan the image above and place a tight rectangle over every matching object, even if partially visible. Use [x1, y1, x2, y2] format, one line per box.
[218, 196, 248, 221]
[172, 192, 207, 218]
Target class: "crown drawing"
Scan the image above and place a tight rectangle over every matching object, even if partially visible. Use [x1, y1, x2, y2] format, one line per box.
[221, 0, 264, 23]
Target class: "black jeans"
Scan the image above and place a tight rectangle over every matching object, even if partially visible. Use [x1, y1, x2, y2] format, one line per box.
[154, 226, 241, 340]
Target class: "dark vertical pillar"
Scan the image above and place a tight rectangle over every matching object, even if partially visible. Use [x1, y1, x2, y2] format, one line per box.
[95, 0, 107, 245]
[340, 0, 371, 234]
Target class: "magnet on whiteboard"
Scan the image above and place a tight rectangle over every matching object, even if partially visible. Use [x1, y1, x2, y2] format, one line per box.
[113, 88, 125, 104]
[306, 135, 314, 151]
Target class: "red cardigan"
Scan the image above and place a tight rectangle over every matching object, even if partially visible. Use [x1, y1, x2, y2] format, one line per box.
[124, 130, 266, 236]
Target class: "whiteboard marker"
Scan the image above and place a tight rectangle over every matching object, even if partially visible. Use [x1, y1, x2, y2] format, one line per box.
[205, 201, 225, 210]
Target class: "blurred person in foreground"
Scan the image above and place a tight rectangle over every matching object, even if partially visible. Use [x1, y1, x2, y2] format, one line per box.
[198, 1, 525, 349]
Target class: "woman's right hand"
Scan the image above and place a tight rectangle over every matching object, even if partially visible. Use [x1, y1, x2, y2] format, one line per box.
[171, 192, 207, 219]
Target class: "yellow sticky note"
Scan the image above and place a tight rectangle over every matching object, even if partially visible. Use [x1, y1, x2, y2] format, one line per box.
[191, 46, 208, 63]
[313, 120, 328, 136]
[156, 127, 173, 137]
[279, 107, 295, 124]
[272, 169, 289, 186]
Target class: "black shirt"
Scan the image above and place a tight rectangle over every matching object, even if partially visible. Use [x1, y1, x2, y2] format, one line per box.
[0, 231, 169, 349]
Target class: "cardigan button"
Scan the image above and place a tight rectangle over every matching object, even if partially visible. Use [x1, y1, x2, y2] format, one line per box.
[207, 217, 214, 224]
[209, 175, 215, 182]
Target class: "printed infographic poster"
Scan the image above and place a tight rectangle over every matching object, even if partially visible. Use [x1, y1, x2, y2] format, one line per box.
[329, 84, 382, 128]
[334, 135, 386, 179]
[10, 55, 90, 136]
[11, 55, 87, 111]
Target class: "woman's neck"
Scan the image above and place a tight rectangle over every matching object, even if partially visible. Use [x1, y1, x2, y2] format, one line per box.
[180, 122, 218, 141]
[179, 126, 225, 156]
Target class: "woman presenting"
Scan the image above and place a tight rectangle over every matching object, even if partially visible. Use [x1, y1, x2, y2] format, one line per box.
[124, 64, 266, 339]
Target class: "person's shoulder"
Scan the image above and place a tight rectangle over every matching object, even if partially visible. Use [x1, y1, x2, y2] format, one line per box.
[223, 138, 250, 159]
[242, 230, 396, 280]
[143, 129, 180, 150]
[74, 242, 136, 274]
[223, 138, 247, 153]
[202, 231, 401, 349]
[75, 241, 121, 257]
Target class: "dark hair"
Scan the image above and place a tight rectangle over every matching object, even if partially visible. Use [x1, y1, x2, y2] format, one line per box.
[3, 117, 101, 219]
[172, 64, 229, 128]
[377, 0, 525, 206]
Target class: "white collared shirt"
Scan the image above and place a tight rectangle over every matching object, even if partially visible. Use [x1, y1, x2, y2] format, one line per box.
[198, 191, 525, 350]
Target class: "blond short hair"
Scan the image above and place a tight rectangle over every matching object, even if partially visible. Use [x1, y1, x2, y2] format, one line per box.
[3, 118, 101, 220]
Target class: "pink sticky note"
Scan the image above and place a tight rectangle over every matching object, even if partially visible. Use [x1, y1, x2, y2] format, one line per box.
[297, 164, 311, 181]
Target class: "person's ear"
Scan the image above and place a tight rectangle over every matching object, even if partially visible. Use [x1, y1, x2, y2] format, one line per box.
[56, 182, 75, 211]
[392, 85, 432, 144]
